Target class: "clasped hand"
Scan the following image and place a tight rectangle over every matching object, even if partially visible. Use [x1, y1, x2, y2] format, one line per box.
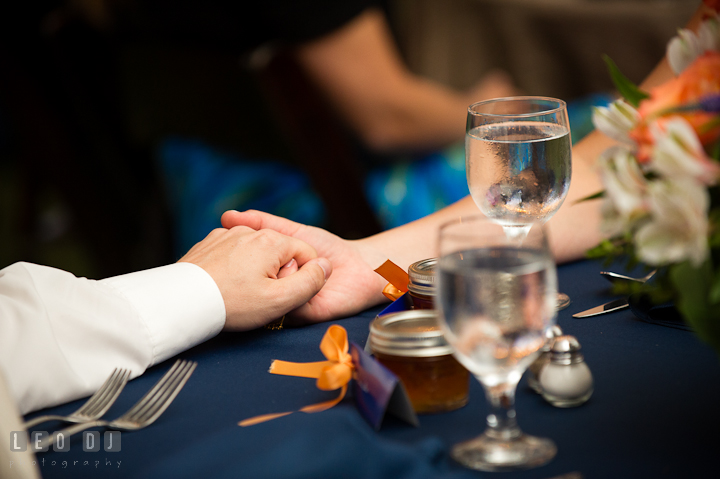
[178, 225, 332, 331]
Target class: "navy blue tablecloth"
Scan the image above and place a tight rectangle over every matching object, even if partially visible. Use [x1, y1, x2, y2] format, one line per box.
[24, 259, 720, 478]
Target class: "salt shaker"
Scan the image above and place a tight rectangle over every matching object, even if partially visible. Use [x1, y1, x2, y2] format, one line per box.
[527, 325, 563, 393]
[539, 335, 593, 407]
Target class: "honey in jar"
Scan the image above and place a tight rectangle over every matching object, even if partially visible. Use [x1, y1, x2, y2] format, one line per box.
[407, 258, 436, 310]
[369, 310, 469, 414]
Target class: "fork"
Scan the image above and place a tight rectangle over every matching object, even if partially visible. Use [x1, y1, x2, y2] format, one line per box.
[24, 368, 131, 429]
[38, 359, 197, 448]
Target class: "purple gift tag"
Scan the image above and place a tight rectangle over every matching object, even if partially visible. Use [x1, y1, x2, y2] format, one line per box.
[350, 342, 418, 430]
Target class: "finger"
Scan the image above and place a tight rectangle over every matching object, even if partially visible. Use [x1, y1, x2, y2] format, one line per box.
[270, 257, 332, 313]
[252, 229, 318, 270]
[277, 258, 298, 279]
[221, 210, 302, 237]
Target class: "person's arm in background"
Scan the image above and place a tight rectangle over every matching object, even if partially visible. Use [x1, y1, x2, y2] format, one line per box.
[0, 226, 330, 414]
[295, 8, 519, 153]
[220, 3, 713, 323]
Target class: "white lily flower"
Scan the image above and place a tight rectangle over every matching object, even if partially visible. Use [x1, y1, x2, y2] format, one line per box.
[667, 13, 720, 74]
[698, 14, 720, 53]
[668, 29, 704, 74]
[598, 146, 649, 225]
[592, 100, 640, 145]
[649, 117, 720, 185]
[634, 178, 709, 267]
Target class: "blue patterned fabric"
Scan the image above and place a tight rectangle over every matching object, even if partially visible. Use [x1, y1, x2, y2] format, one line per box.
[364, 143, 468, 230]
[158, 138, 326, 256]
[567, 92, 614, 146]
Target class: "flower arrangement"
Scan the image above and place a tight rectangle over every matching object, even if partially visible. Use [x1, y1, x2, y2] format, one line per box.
[588, 1, 720, 353]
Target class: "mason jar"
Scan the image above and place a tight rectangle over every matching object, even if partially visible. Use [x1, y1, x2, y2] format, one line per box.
[407, 258, 437, 310]
[369, 310, 469, 413]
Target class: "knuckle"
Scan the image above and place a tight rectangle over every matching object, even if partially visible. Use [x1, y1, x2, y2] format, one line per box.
[206, 228, 226, 239]
[225, 225, 254, 241]
[255, 228, 283, 246]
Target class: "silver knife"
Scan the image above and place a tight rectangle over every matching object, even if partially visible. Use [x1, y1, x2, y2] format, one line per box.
[572, 298, 629, 318]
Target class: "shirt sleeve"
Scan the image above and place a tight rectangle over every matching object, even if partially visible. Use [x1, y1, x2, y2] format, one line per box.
[0, 262, 225, 415]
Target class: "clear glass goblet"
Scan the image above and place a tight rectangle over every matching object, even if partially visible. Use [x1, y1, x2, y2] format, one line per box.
[437, 216, 558, 471]
[465, 96, 571, 310]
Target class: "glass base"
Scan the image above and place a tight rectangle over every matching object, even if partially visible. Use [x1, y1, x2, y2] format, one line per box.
[556, 292, 571, 311]
[451, 431, 557, 471]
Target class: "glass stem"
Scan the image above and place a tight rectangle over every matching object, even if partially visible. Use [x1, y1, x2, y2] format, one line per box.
[482, 381, 522, 441]
[501, 225, 531, 245]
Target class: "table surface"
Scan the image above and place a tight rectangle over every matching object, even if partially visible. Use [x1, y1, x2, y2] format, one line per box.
[24, 259, 720, 479]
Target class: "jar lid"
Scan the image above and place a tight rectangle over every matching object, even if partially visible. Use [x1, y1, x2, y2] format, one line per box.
[369, 310, 453, 357]
[407, 258, 437, 296]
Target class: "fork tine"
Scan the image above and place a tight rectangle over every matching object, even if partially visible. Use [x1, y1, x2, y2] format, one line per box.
[74, 368, 128, 417]
[24, 368, 131, 429]
[124, 361, 196, 426]
[125, 361, 194, 423]
[119, 360, 184, 418]
[35, 361, 195, 448]
[83, 369, 131, 418]
[73, 368, 120, 415]
[139, 361, 196, 424]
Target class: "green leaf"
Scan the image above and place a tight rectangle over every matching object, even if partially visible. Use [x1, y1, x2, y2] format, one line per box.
[585, 237, 627, 260]
[574, 190, 604, 205]
[670, 261, 720, 355]
[708, 140, 720, 162]
[603, 55, 650, 107]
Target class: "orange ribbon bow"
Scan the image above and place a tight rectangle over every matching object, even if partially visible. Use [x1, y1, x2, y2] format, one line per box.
[374, 259, 409, 301]
[239, 325, 355, 427]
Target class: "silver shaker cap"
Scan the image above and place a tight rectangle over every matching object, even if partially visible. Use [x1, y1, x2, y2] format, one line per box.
[550, 335, 584, 364]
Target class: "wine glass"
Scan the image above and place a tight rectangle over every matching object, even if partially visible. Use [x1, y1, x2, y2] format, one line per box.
[437, 216, 558, 471]
[465, 96, 571, 309]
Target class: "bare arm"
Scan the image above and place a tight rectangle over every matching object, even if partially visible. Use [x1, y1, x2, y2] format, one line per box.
[295, 8, 518, 153]
[359, 126, 611, 269]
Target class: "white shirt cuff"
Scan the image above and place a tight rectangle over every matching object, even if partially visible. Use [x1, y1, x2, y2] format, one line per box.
[100, 263, 226, 365]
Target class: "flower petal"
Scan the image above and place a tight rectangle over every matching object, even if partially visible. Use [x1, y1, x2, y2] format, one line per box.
[635, 179, 709, 267]
[667, 28, 704, 74]
[598, 146, 648, 219]
[649, 117, 720, 185]
[697, 13, 720, 52]
[592, 100, 640, 144]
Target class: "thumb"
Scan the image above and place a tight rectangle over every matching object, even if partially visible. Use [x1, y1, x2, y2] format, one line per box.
[221, 210, 301, 236]
[272, 257, 332, 312]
